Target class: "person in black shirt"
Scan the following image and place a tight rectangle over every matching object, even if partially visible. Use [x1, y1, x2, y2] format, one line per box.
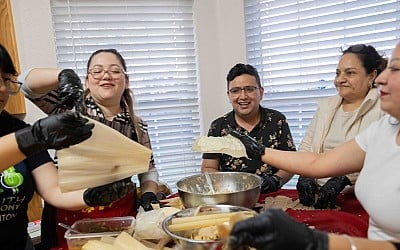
[201, 63, 296, 193]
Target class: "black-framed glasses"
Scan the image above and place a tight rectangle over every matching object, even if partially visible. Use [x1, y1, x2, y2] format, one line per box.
[0, 78, 21, 95]
[228, 86, 260, 95]
[88, 66, 126, 80]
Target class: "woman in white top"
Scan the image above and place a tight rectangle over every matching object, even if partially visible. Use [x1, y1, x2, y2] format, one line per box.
[297, 44, 387, 209]
[229, 41, 400, 249]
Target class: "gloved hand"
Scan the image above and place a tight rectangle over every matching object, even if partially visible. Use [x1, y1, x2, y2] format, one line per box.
[57, 69, 84, 110]
[15, 111, 94, 156]
[140, 192, 161, 211]
[314, 176, 351, 209]
[229, 129, 265, 161]
[296, 176, 317, 206]
[229, 208, 328, 250]
[260, 175, 281, 194]
[83, 177, 134, 206]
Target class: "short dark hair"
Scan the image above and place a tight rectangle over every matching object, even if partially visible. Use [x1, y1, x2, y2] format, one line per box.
[0, 43, 17, 75]
[226, 63, 261, 89]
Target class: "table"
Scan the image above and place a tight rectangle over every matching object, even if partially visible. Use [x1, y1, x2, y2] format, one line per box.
[260, 189, 369, 237]
[50, 188, 369, 249]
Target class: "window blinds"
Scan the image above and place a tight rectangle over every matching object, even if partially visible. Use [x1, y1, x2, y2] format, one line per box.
[244, 0, 399, 188]
[50, 0, 200, 191]
[244, 0, 400, 146]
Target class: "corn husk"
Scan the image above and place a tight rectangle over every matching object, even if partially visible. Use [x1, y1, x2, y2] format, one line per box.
[192, 135, 248, 158]
[57, 117, 151, 192]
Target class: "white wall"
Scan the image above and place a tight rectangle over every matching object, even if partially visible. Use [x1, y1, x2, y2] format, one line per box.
[11, 0, 57, 124]
[10, 0, 247, 134]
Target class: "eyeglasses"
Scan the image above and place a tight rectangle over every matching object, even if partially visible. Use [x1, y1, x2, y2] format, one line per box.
[0, 78, 21, 95]
[228, 86, 260, 95]
[88, 67, 126, 80]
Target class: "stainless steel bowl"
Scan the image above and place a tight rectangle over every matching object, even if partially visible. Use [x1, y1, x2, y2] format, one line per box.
[177, 172, 262, 208]
[162, 204, 256, 250]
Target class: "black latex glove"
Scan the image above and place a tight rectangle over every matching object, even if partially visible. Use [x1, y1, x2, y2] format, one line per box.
[261, 175, 280, 194]
[314, 176, 351, 209]
[57, 69, 84, 110]
[83, 178, 134, 206]
[229, 129, 265, 161]
[296, 176, 317, 206]
[15, 111, 94, 156]
[229, 208, 328, 250]
[140, 192, 161, 211]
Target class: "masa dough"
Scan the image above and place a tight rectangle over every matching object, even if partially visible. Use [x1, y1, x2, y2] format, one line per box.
[192, 135, 248, 158]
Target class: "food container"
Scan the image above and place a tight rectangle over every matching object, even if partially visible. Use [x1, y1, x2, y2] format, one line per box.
[64, 216, 135, 250]
[177, 172, 262, 208]
[162, 204, 256, 250]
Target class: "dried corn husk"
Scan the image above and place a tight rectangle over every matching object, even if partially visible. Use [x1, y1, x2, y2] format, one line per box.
[57, 117, 151, 192]
[192, 135, 247, 158]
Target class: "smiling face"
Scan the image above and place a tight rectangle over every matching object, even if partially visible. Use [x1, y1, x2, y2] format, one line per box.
[334, 53, 376, 104]
[375, 43, 400, 120]
[85, 52, 128, 107]
[227, 74, 264, 119]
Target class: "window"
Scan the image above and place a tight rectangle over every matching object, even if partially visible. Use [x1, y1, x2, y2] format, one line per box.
[244, 0, 400, 188]
[50, 0, 200, 191]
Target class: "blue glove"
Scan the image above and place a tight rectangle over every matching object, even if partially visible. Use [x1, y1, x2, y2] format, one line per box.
[314, 176, 351, 209]
[296, 176, 317, 206]
[229, 208, 328, 250]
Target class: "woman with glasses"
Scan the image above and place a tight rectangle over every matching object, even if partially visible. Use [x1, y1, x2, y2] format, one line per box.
[201, 63, 296, 194]
[19, 49, 160, 249]
[296, 44, 387, 209]
[0, 44, 137, 250]
[228, 41, 400, 250]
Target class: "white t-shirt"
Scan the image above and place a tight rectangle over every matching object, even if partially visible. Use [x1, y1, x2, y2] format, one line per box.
[355, 115, 400, 240]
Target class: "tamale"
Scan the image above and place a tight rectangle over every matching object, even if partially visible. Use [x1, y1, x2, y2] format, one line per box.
[57, 117, 152, 192]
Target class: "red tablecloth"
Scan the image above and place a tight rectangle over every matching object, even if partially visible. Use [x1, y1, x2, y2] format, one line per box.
[51, 189, 369, 249]
[260, 189, 368, 237]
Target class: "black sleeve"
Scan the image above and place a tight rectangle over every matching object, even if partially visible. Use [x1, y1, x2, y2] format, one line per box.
[392, 242, 400, 250]
[274, 111, 296, 152]
[25, 150, 53, 171]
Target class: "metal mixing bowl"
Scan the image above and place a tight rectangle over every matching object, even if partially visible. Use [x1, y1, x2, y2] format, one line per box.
[162, 204, 256, 250]
[177, 172, 262, 208]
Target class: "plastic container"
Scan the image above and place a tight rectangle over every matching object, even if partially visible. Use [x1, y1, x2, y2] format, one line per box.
[64, 216, 135, 250]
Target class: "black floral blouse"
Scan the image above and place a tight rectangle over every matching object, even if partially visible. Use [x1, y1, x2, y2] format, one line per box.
[203, 106, 296, 177]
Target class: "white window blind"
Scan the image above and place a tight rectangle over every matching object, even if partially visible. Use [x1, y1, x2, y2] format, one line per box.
[244, 0, 400, 188]
[50, 0, 201, 191]
[244, 0, 400, 146]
